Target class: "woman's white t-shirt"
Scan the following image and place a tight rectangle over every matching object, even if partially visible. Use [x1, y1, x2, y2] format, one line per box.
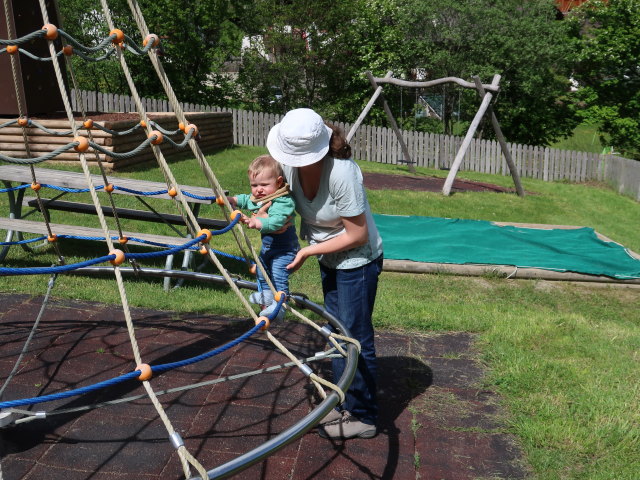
[282, 157, 383, 269]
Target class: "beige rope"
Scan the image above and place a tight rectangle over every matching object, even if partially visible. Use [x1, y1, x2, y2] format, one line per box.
[94, 3, 215, 478]
[249, 183, 290, 204]
[286, 306, 348, 357]
[56, 10, 138, 269]
[124, 0, 278, 300]
[3, 0, 64, 262]
[265, 330, 346, 403]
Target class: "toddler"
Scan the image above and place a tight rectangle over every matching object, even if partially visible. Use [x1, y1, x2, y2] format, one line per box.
[228, 155, 299, 319]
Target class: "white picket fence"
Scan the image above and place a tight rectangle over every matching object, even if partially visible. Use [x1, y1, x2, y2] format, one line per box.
[70, 89, 640, 200]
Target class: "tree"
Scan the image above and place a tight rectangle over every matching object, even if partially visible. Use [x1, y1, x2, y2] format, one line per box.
[394, 0, 579, 145]
[568, 0, 640, 159]
[57, 0, 247, 105]
[236, 0, 406, 122]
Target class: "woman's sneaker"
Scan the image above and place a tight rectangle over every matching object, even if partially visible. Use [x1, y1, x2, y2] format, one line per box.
[318, 412, 377, 439]
[318, 408, 344, 425]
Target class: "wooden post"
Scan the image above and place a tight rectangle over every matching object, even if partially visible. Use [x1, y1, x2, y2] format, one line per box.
[346, 71, 393, 143]
[473, 76, 525, 197]
[442, 76, 499, 195]
[364, 72, 416, 173]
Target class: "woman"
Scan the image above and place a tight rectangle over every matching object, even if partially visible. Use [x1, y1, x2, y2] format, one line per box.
[266, 108, 383, 439]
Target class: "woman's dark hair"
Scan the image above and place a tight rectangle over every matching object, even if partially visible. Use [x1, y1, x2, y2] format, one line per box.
[326, 122, 352, 159]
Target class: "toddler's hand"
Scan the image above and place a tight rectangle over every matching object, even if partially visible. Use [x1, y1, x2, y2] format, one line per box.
[246, 216, 263, 230]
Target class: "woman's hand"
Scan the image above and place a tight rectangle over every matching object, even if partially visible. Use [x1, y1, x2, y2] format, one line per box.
[286, 247, 311, 273]
[255, 201, 271, 217]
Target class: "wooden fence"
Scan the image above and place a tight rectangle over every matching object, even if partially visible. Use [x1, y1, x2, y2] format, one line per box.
[70, 89, 640, 200]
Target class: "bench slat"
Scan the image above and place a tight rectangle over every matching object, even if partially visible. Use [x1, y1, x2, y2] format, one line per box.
[24, 197, 228, 230]
[0, 217, 195, 247]
[0, 165, 222, 203]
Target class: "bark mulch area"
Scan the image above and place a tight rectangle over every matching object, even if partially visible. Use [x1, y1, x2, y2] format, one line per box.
[364, 171, 518, 193]
[0, 293, 529, 480]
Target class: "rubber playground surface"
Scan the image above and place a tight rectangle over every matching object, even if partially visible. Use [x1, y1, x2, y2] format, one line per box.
[0, 293, 528, 479]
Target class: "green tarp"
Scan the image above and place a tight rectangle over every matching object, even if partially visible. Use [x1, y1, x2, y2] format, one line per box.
[374, 214, 640, 280]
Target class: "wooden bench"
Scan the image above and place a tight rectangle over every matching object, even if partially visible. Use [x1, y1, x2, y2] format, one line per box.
[23, 196, 228, 230]
[0, 217, 194, 248]
[0, 165, 232, 288]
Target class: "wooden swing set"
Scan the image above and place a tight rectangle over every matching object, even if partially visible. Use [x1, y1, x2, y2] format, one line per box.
[348, 71, 525, 197]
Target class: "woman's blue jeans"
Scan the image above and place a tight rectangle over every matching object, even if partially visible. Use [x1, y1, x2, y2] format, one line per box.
[256, 227, 299, 303]
[320, 254, 383, 426]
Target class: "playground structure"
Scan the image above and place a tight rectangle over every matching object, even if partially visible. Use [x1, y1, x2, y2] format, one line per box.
[0, 1, 360, 478]
[349, 71, 525, 197]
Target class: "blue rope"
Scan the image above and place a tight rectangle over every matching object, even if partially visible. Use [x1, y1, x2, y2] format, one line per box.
[0, 321, 265, 409]
[0, 181, 219, 202]
[113, 185, 167, 196]
[0, 371, 141, 408]
[0, 235, 47, 246]
[0, 254, 115, 276]
[181, 190, 215, 201]
[126, 235, 203, 260]
[0, 235, 207, 276]
[152, 321, 264, 373]
[42, 184, 104, 193]
[0, 183, 30, 193]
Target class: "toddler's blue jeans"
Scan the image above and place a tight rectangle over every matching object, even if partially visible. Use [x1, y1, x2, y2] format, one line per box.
[256, 227, 299, 303]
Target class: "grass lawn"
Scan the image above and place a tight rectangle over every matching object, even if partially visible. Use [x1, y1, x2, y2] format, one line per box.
[1, 146, 638, 480]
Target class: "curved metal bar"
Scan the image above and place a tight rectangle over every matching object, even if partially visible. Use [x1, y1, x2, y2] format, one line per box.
[71, 267, 358, 479]
[372, 75, 500, 92]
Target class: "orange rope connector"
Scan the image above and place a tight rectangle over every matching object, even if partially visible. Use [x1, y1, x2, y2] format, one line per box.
[47, 234, 57, 243]
[6, 45, 18, 54]
[249, 264, 257, 275]
[140, 120, 147, 128]
[149, 130, 163, 145]
[109, 29, 125, 44]
[255, 316, 270, 331]
[118, 236, 128, 245]
[105, 183, 114, 193]
[199, 245, 208, 255]
[230, 210, 243, 221]
[62, 45, 73, 56]
[42, 24, 58, 40]
[143, 33, 160, 48]
[136, 363, 153, 381]
[30, 183, 41, 191]
[167, 187, 178, 198]
[274, 291, 286, 303]
[17, 117, 29, 127]
[197, 229, 212, 243]
[109, 249, 125, 266]
[74, 136, 89, 152]
[215, 196, 225, 206]
[178, 122, 186, 132]
[185, 124, 198, 137]
[83, 119, 93, 129]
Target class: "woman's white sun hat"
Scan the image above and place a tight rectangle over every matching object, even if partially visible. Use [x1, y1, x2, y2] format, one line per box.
[267, 108, 333, 167]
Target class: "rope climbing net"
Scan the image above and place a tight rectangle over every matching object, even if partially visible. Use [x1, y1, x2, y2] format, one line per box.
[0, 2, 359, 478]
